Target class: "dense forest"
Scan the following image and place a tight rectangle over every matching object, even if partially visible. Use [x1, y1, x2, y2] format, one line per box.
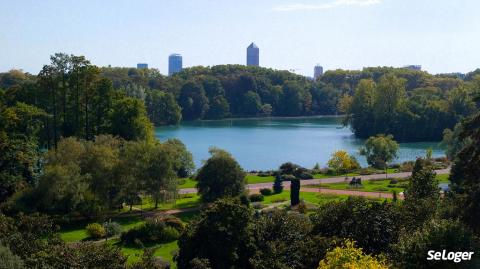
[2, 53, 479, 144]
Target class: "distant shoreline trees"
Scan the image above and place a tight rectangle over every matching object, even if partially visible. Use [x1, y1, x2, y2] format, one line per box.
[2, 53, 479, 143]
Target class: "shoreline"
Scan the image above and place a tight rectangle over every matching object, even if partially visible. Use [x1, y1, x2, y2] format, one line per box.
[156, 114, 345, 127]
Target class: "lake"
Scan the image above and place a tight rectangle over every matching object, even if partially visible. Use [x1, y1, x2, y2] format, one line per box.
[155, 116, 444, 171]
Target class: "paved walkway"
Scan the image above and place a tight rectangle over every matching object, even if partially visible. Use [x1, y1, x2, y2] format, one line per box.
[179, 168, 450, 196]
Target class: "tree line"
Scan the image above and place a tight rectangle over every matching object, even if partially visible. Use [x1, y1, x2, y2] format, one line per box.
[1, 135, 193, 218]
[341, 73, 479, 141]
[2, 53, 480, 143]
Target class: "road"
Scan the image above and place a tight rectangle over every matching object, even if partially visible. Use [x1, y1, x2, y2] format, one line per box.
[179, 168, 450, 199]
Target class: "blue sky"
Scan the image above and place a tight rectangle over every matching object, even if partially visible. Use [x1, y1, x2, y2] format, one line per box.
[1, 0, 479, 76]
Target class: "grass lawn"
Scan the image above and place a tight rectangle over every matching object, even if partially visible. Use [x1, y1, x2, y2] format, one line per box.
[246, 174, 275, 184]
[304, 174, 450, 193]
[303, 179, 407, 193]
[179, 169, 403, 188]
[131, 193, 201, 212]
[107, 239, 178, 267]
[59, 194, 200, 242]
[59, 215, 146, 242]
[436, 173, 450, 183]
[261, 191, 348, 205]
[178, 177, 197, 188]
[59, 227, 89, 242]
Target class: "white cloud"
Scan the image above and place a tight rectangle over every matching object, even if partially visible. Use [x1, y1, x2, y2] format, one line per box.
[273, 0, 382, 12]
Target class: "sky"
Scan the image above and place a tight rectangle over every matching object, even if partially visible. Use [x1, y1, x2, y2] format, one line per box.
[1, 0, 479, 77]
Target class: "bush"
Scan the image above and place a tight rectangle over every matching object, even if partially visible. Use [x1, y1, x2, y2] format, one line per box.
[298, 171, 313, 180]
[120, 216, 183, 245]
[394, 219, 479, 268]
[282, 174, 296, 181]
[103, 221, 123, 237]
[399, 161, 414, 172]
[257, 171, 272, 177]
[310, 197, 401, 254]
[249, 194, 264, 202]
[273, 175, 284, 194]
[151, 215, 185, 232]
[86, 223, 106, 239]
[297, 201, 307, 213]
[161, 226, 181, 242]
[0, 244, 24, 269]
[389, 179, 398, 184]
[319, 240, 389, 269]
[358, 168, 376, 175]
[389, 163, 400, 169]
[259, 188, 272, 196]
[434, 156, 448, 163]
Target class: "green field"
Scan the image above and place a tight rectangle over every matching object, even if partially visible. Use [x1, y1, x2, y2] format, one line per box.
[59, 194, 200, 242]
[137, 193, 200, 211]
[59, 215, 146, 242]
[178, 177, 197, 188]
[116, 240, 178, 266]
[261, 191, 348, 205]
[303, 174, 450, 193]
[178, 168, 403, 188]
[303, 179, 407, 193]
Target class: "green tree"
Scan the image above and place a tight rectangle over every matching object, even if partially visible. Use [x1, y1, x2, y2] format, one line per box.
[405, 158, 439, 201]
[177, 198, 253, 269]
[279, 82, 304, 116]
[394, 219, 479, 269]
[343, 79, 375, 137]
[109, 97, 154, 141]
[164, 138, 195, 178]
[242, 90, 262, 116]
[206, 95, 230, 119]
[0, 245, 24, 269]
[250, 210, 333, 269]
[32, 162, 89, 214]
[145, 90, 181, 125]
[450, 109, 480, 234]
[0, 132, 41, 202]
[178, 81, 209, 120]
[196, 148, 246, 203]
[401, 158, 440, 230]
[272, 175, 283, 194]
[310, 197, 400, 254]
[442, 123, 472, 160]
[360, 134, 399, 178]
[144, 143, 177, 209]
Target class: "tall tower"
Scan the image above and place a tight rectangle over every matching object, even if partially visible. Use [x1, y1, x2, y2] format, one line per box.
[137, 63, 148, 69]
[168, 54, 183, 76]
[246, 42, 259, 67]
[314, 64, 324, 80]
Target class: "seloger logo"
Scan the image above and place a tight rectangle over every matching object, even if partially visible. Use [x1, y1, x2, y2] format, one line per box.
[427, 250, 474, 263]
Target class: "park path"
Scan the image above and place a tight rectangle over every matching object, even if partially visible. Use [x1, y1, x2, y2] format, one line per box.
[179, 168, 450, 196]
[297, 186, 399, 199]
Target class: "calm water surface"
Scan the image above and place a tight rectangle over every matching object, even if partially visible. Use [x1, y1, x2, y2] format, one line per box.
[155, 117, 444, 171]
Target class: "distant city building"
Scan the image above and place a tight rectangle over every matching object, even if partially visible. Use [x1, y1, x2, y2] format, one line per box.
[314, 64, 324, 80]
[246, 42, 259, 66]
[137, 63, 148, 69]
[168, 54, 183, 76]
[403, 65, 422, 71]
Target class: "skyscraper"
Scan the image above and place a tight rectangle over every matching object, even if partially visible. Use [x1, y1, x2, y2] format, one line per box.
[314, 65, 323, 80]
[137, 63, 148, 69]
[168, 54, 182, 76]
[403, 65, 422, 71]
[246, 42, 259, 66]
